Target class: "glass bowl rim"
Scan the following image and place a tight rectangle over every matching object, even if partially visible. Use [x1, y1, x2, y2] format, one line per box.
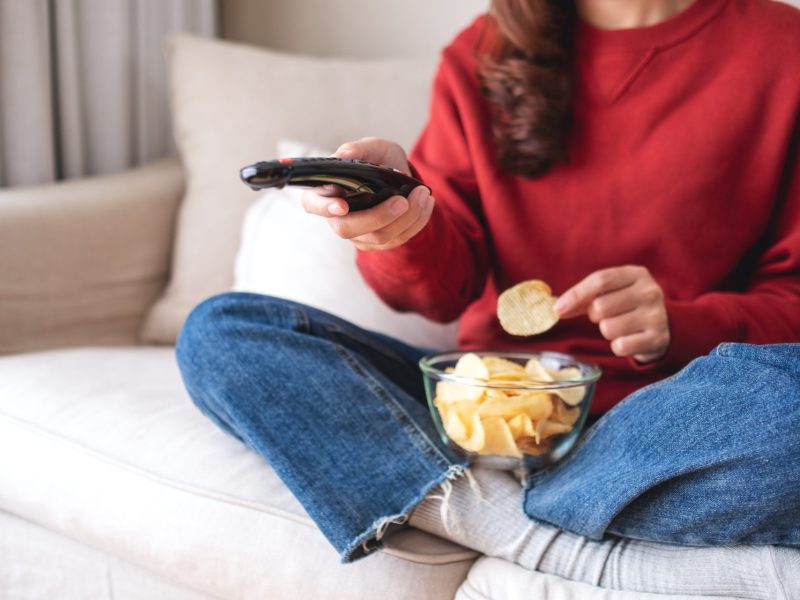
[418, 350, 602, 391]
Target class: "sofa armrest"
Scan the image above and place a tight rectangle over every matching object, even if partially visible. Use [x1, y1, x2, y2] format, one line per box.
[0, 158, 184, 355]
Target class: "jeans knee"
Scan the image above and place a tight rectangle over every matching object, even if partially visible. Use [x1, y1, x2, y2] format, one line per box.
[176, 293, 237, 381]
[176, 293, 271, 436]
[175, 292, 307, 393]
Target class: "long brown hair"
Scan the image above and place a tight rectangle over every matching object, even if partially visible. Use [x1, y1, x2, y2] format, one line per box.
[478, 0, 576, 178]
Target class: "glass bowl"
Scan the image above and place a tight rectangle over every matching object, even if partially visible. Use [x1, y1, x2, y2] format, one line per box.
[419, 351, 601, 471]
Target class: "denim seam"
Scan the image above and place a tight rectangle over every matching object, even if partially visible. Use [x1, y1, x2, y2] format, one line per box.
[332, 343, 456, 471]
[289, 304, 312, 334]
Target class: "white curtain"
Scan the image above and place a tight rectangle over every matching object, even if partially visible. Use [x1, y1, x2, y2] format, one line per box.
[0, 0, 216, 187]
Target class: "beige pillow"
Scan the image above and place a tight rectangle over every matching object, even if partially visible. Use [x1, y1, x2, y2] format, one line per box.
[139, 34, 437, 344]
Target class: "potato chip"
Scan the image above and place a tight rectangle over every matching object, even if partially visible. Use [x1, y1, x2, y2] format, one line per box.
[551, 400, 581, 426]
[453, 352, 490, 380]
[554, 386, 586, 407]
[497, 280, 559, 336]
[485, 388, 509, 402]
[538, 419, 574, 440]
[483, 356, 526, 376]
[480, 417, 522, 458]
[542, 365, 586, 406]
[435, 398, 479, 423]
[525, 357, 554, 382]
[435, 353, 489, 403]
[459, 413, 486, 453]
[442, 409, 469, 442]
[478, 391, 553, 422]
[436, 380, 485, 404]
[489, 372, 526, 382]
[506, 413, 535, 439]
[485, 357, 527, 383]
[551, 366, 582, 380]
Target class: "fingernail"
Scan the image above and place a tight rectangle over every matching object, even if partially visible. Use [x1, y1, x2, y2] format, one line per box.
[328, 202, 346, 216]
[336, 145, 354, 156]
[553, 296, 569, 315]
[388, 196, 408, 216]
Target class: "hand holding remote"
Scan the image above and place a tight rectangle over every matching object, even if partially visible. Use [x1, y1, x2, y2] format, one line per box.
[302, 137, 435, 252]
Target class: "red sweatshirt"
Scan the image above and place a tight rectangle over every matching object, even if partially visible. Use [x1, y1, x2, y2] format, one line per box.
[357, 0, 800, 412]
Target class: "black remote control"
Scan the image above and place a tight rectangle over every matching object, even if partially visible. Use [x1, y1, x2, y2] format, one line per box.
[240, 157, 429, 211]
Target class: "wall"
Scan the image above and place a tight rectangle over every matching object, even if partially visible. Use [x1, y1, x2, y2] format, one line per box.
[221, 0, 800, 60]
[220, 0, 489, 59]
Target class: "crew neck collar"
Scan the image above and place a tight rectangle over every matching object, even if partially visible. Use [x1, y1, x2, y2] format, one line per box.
[577, 0, 729, 52]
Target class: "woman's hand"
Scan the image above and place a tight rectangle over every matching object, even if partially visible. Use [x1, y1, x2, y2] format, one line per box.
[554, 265, 670, 363]
[300, 137, 435, 251]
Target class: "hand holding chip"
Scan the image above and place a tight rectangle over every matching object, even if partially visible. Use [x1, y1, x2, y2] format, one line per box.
[553, 265, 670, 363]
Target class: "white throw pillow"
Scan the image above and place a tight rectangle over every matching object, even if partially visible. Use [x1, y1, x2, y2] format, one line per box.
[232, 140, 459, 351]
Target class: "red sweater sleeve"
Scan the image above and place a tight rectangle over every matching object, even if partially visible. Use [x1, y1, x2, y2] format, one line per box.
[355, 48, 489, 323]
[652, 125, 800, 370]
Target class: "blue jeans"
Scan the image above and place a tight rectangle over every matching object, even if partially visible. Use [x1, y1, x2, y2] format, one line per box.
[175, 292, 800, 561]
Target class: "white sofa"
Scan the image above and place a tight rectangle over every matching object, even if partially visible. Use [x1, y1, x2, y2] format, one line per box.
[0, 35, 722, 600]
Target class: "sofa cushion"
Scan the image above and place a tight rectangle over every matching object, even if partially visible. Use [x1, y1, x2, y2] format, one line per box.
[140, 34, 437, 344]
[0, 347, 476, 599]
[0, 510, 215, 600]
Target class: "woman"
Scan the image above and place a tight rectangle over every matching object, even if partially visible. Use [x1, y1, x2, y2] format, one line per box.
[177, 0, 800, 595]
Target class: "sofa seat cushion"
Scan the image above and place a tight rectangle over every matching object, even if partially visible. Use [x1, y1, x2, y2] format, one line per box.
[0, 510, 216, 600]
[0, 347, 477, 599]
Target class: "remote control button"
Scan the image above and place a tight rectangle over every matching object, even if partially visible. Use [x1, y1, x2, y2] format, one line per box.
[279, 158, 294, 165]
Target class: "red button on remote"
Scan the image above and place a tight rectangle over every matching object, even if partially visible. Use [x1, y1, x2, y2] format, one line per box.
[279, 158, 294, 165]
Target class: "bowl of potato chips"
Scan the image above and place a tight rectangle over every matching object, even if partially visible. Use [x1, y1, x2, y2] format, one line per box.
[419, 351, 601, 470]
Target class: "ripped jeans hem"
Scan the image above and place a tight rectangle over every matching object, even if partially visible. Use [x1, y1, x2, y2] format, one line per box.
[341, 462, 471, 563]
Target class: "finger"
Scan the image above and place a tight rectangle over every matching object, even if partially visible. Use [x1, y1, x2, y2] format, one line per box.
[597, 309, 644, 342]
[315, 184, 346, 198]
[327, 186, 428, 240]
[611, 331, 660, 359]
[632, 332, 670, 363]
[586, 287, 641, 323]
[354, 193, 435, 251]
[348, 187, 431, 246]
[301, 189, 350, 217]
[555, 266, 641, 319]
